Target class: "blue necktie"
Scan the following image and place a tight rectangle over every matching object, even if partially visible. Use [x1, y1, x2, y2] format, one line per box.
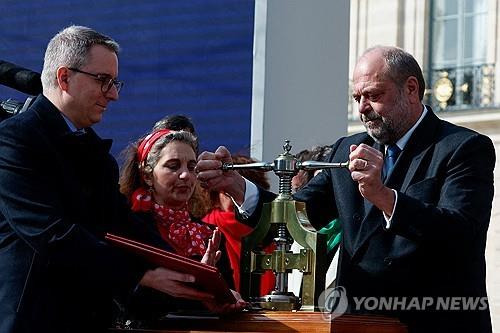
[383, 145, 401, 180]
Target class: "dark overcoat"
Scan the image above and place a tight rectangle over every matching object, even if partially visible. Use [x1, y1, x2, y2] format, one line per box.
[0, 95, 147, 333]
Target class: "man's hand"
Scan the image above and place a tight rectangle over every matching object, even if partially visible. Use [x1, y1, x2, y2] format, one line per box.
[201, 228, 222, 266]
[196, 146, 246, 204]
[139, 267, 215, 301]
[349, 144, 395, 216]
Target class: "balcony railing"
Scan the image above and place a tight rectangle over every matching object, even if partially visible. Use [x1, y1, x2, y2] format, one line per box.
[427, 63, 496, 112]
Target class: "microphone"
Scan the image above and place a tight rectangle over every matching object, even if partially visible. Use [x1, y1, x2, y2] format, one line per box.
[0, 60, 42, 95]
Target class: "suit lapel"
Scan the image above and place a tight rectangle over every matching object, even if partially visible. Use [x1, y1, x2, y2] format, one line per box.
[363, 141, 383, 214]
[338, 134, 374, 257]
[354, 140, 382, 252]
[352, 108, 441, 257]
[387, 109, 440, 191]
[398, 111, 441, 192]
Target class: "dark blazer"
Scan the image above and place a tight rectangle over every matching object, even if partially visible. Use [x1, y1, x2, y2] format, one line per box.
[250, 108, 495, 333]
[116, 211, 234, 328]
[0, 95, 148, 333]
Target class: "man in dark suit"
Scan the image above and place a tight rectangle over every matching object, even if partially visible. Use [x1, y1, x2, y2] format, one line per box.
[0, 26, 219, 333]
[196, 46, 496, 332]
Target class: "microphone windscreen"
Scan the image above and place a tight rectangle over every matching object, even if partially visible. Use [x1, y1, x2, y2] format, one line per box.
[0, 60, 42, 95]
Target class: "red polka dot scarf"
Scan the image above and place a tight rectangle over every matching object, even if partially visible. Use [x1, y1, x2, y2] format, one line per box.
[131, 187, 213, 257]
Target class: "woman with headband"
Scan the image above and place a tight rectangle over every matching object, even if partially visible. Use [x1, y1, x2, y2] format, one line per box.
[117, 129, 244, 327]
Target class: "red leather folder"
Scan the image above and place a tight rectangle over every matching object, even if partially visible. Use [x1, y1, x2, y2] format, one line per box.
[105, 233, 236, 303]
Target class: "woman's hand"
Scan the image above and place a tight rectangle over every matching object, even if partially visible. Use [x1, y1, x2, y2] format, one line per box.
[202, 289, 249, 314]
[201, 228, 222, 266]
[139, 267, 214, 301]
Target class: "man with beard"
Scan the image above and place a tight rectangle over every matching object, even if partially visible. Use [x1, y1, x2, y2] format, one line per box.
[195, 46, 495, 332]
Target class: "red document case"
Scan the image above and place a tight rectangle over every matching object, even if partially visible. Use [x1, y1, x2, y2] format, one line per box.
[105, 233, 236, 303]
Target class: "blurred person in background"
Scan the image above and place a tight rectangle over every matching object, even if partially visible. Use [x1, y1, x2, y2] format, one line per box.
[292, 145, 341, 288]
[202, 154, 275, 294]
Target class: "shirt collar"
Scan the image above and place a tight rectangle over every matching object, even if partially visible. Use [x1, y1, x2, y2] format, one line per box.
[60, 112, 85, 133]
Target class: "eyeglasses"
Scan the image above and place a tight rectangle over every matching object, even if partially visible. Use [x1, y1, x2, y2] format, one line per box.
[68, 67, 124, 93]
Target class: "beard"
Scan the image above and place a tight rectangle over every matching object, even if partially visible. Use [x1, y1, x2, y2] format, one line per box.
[361, 96, 411, 145]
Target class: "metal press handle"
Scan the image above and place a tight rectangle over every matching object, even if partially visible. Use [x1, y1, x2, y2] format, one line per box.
[221, 160, 349, 172]
[221, 162, 274, 172]
[297, 160, 349, 170]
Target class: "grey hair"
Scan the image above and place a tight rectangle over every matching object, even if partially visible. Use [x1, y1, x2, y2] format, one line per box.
[41, 25, 120, 91]
[142, 130, 198, 176]
[362, 46, 426, 101]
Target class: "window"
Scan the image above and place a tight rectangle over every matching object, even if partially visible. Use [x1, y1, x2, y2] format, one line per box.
[430, 0, 492, 111]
